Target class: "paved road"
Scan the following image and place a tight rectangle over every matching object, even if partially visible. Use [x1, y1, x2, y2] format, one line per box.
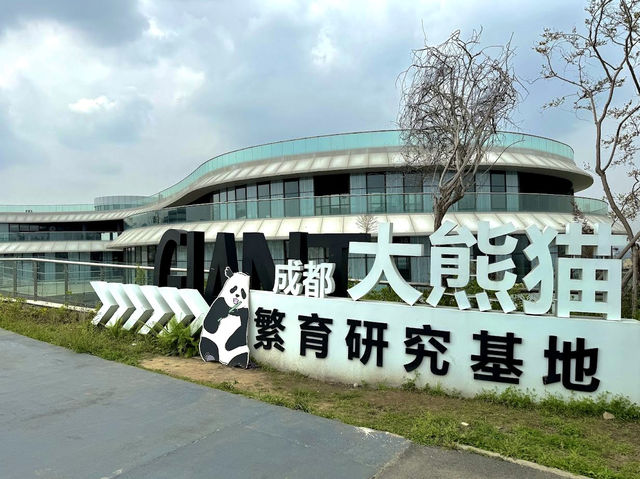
[0, 329, 565, 479]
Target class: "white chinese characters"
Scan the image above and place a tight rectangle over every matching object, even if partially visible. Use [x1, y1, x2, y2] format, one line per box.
[346, 221, 626, 320]
[274, 260, 336, 299]
[555, 223, 626, 320]
[347, 222, 424, 305]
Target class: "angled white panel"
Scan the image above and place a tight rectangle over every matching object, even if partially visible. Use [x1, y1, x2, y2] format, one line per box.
[275, 218, 302, 238]
[91, 281, 118, 326]
[329, 155, 349, 169]
[388, 152, 404, 166]
[105, 283, 135, 327]
[385, 215, 413, 234]
[320, 217, 342, 234]
[298, 217, 323, 234]
[348, 153, 368, 167]
[139, 285, 173, 334]
[159, 286, 195, 331]
[177, 289, 211, 335]
[368, 152, 388, 166]
[311, 156, 331, 170]
[292, 158, 313, 172]
[121, 284, 153, 331]
[239, 220, 264, 236]
[257, 219, 280, 239]
[262, 161, 282, 175]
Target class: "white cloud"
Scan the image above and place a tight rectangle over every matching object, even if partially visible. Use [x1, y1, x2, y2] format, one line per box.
[311, 28, 338, 69]
[172, 67, 205, 104]
[215, 27, 235, 53]
[0, 56, 30, 90]
[68, 95, 117, 114]
[0, 0, 625, 211]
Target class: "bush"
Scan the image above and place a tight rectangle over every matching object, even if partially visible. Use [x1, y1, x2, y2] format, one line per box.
[134, 265, 147, 286]
[159, 318, 199, 357]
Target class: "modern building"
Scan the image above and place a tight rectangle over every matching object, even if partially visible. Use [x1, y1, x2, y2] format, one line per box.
[0, 130, 612, 299]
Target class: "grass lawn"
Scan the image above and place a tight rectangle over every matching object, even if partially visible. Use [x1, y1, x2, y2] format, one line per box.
[1, 300, 639, 479]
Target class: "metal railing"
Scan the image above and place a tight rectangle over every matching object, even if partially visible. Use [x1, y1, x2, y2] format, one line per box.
[0, 258, 182, 308]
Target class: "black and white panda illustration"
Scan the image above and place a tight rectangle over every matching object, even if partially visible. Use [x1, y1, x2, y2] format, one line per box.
[199, 267, 250, 368]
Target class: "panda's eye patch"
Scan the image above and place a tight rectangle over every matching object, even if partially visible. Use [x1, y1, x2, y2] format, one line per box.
[241, 289, 247, 299]
[230, 286, 237, 293]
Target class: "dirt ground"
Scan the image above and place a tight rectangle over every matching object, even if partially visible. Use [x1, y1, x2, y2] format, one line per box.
[141, 356, 276, 394]
[139, 355, 539, 418]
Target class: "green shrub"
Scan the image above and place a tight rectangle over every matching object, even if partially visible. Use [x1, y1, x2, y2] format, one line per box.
[134, 265, 147, 286]
[159, 318, 199, 357]
[476, 387, 640, 420]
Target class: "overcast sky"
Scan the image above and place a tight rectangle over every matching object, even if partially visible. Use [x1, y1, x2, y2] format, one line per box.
[0, 0, 631, 206]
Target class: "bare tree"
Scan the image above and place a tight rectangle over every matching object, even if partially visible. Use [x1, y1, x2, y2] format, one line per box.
[535, 0, 640, 315]
[398, 29, 520, 230]
[356, 213, 378, 234]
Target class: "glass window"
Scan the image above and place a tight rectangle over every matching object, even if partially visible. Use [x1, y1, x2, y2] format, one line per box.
[284, 179, 299, 198]
[403, 173, 422, 193]
[235, 186, 247, 219]
[366, 173, 385, 193]
[270, 180, 283, 198]
[367, 173, 386, 212]
[258, 182, 270, 198]
[490, 172, 506, 192]
[491, 171, 506, 210]
[403, 173, 422, 212]
[284, 180, 300, 216]
[257, 182, 271, 218]
[457, 178, 476, 211]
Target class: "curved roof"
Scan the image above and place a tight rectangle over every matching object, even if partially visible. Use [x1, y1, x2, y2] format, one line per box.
[146, 130, 582, 204]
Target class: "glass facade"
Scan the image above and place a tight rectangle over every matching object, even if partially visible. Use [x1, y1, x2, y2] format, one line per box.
[124, 192, 608, 230]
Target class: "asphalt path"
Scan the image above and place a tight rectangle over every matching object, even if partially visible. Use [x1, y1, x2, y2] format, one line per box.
[0, 329, 566, 479]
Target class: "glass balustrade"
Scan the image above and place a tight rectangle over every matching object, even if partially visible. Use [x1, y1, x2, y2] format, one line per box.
[123, 193, 608, 229]
[0, 259, 144, 307]
[0, 204, 96, 213]
[0, 232, 118, 242]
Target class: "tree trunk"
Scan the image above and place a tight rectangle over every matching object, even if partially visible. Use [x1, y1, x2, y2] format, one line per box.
[633, 244, 638, 318]
[433, 199, 445, 231]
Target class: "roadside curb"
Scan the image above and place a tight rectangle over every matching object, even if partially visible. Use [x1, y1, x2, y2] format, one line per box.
[456, 444, 591, 479]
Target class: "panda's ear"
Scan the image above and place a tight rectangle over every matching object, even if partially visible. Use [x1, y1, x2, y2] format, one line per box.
[224, 266, 233, 279]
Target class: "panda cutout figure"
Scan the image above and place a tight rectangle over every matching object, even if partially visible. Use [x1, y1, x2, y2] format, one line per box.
[199, 267, 250, 368]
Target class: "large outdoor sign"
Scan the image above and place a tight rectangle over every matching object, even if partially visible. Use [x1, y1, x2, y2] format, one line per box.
[91, 220, 640, 403]
[248, 291, 639, 401]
